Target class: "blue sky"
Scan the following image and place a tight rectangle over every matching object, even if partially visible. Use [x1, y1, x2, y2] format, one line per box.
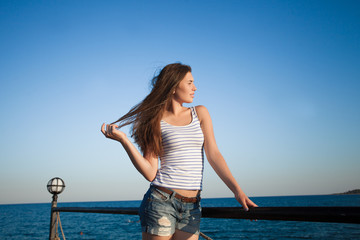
[0, 0, 359, 204]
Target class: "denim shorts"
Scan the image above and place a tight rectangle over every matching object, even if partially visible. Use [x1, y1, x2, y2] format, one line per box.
[139, 185, 201, 236]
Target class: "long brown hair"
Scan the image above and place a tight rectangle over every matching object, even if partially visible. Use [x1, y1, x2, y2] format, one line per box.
[113, 63, 192, 156]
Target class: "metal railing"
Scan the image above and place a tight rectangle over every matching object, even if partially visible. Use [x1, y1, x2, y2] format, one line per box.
[53, 206, 360, 224]
[47, 179, 360, 239]
[49, 205, 360, 239]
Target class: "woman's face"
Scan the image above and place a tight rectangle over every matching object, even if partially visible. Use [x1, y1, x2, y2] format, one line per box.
[173, 72, 197, 104]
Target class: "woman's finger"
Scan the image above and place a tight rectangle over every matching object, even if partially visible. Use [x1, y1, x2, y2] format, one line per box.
[239, 197, 249, 211]
[107, 124, 112, 136]
[243, 203, 249, 211]
[247, 198, 258, 208]
[110, 124, 119, 130]
[101, 123, 106, 135]
[110, 124, 116, 134]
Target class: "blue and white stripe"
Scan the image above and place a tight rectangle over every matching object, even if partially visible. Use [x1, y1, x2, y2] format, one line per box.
[152, 107, 204, 190]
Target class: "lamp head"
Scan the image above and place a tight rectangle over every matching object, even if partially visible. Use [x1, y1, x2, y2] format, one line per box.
[47, 177, 65, 195]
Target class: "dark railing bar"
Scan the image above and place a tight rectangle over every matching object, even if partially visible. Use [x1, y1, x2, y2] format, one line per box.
[53, 206, 360, 224]
[53, 207, 139, 215]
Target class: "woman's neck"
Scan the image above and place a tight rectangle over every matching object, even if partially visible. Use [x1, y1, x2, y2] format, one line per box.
[166, 99, 185, 116]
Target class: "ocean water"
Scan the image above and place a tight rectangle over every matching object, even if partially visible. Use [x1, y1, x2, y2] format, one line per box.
[0, 195, 359, 239]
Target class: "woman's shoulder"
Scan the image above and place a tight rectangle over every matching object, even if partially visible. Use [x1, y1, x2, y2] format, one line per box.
[194, 105, 211, 122]
[194, 105, 208, 113]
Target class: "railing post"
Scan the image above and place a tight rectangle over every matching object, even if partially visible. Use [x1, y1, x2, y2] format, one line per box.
[49, 194, 58, 240]
[47, 177, 65, 240]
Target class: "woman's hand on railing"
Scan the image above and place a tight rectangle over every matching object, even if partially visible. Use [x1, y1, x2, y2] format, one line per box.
[235, 191, 258, 211]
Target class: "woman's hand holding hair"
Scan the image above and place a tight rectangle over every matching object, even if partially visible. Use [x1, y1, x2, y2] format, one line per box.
[101, 123, 127, 143]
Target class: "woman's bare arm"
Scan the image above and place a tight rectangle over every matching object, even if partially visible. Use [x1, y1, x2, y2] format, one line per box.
[101, 123, 158, 181]
[196, 106, 257, 210]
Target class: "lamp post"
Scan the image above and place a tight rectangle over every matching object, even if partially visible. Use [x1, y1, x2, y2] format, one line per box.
[47, 177, 65, 240]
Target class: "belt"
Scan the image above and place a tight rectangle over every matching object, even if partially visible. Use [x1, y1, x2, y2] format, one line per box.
[154, 186, 201, 203]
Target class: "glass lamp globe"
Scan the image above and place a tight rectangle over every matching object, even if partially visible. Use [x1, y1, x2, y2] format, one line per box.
[47, 177, 65, 195]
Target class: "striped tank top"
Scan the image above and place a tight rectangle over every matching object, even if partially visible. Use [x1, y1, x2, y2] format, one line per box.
[152, 106, 204, 190]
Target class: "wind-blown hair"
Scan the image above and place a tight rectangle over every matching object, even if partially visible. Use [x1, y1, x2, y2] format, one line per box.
[113, 63, 192, 156]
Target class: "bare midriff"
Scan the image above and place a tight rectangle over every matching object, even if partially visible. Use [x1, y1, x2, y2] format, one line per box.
[173, 188, 200, 198]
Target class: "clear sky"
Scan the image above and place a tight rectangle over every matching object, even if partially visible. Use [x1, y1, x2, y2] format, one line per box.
[0, 0, 359, 204]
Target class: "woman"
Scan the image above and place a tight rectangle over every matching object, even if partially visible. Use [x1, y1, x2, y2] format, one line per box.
[101, 63, 257, 240]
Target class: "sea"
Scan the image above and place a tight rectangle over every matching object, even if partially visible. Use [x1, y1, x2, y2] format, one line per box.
[1, 195, 359, 240]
